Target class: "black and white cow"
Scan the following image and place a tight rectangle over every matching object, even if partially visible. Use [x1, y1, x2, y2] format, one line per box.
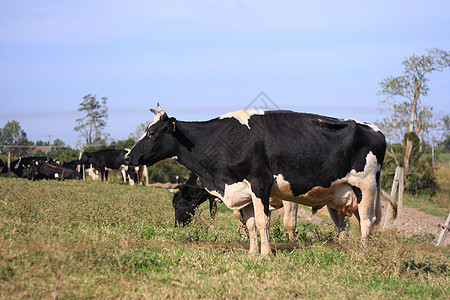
[79, 149, 129, 182]
[126, 104, 395, 255]
[2, 157, 52, 178]
[25, 161, 81, 180]
[120, 164, 148, 186]
[170, 172, 218, 227]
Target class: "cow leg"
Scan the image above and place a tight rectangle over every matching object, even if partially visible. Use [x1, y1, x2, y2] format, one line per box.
[121, 167, 127, 183]
[240, 204, 258, 253]
[282, 201, 298, 243]
[253, 198, 271, 255]
[249, 182, 272, 255]
[105, 170, 109, 182]
[209, 198, 217, 231]
[233, 209, 248, 239]
[358, 184, 378, 246]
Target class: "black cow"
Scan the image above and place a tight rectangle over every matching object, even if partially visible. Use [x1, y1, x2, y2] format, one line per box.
[126, 104, 396, 255]
[62, 160, 80, 171]
[2, 157, 52, 178]
[25, 161, 81, 180]
[79, 149, 129, 182]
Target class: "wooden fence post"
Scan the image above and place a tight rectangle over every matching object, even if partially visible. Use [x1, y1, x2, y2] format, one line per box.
[436, 213, 450, 247]
[396, 167, 404, 230]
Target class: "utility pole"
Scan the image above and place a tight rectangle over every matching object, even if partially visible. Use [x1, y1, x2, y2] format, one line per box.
[46, 135, 52, 161]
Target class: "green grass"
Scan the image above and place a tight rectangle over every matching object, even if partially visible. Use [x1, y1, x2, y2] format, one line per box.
[0, 178, 449, 299]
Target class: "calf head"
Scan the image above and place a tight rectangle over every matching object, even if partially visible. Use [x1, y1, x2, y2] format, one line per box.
[171, 183, 213, 226]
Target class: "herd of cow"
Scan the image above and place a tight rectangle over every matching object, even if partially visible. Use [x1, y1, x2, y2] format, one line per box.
[1, 104, 398, 255]
[0, 149, 146, 185]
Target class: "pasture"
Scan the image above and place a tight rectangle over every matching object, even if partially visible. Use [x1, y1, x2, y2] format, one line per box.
[0, 177, 448, 299]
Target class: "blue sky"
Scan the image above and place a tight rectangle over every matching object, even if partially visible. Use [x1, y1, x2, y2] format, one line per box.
[0, 1, 449, 147]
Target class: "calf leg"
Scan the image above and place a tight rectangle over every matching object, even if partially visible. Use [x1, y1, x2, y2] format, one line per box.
[233, 209, 248, 239]
[209, 198, 217, 231]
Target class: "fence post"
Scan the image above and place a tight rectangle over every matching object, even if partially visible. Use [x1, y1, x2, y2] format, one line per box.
[7, 150, 11, 178]
[396, 167, 404, 230]
[436, 213, 450, 247]
[383, 166, 400, 230]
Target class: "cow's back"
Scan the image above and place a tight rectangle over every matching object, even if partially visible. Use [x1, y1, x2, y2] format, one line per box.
[246, 111, 386, 196]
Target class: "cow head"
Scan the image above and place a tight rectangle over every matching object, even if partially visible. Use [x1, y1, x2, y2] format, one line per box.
[125, 104, 178, 166]
[78, 150, 91, 165]
[171, 184, 196, 226]
[170, 183, 213, 227]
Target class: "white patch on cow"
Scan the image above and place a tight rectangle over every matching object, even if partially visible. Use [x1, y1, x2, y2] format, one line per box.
[219, 109, 265, 129]
[206, 181, 252, 210]
[271, 152, 379, 213]
[206, 179, 282, 211]
[344, 118, 381, 132]
[14, 157, 21, 169]
[339, 151, 380, 188]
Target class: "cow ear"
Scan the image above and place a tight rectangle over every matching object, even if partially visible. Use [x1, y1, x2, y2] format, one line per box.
[168, 117, 177, 132]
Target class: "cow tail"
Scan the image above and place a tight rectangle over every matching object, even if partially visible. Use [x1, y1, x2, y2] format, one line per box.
[376, 171, 382, 225]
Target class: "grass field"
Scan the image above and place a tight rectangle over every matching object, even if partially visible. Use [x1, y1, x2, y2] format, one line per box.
[0, 178, 449, 299]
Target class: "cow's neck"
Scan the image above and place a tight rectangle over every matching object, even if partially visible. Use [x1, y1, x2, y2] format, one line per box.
[172, 120, 226, 193]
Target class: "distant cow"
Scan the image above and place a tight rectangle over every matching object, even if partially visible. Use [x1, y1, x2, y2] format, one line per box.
[25, 161, 81, 180]
[79, 149, 129, 182]
[2, 157, 52, 178]
[126, 104, 397, 254]
[170, 175, 187, 185]
[61, 160, 80, 171]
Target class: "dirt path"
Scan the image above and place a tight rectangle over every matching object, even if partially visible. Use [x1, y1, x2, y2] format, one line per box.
[288, 200, 449, 247]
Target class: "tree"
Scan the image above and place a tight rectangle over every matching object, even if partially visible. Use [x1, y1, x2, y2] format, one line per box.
[378, 48, 450, 171]
[439, 115, 450, 152]
[110, 138, 136, 150]
[74, 94, 109, 146]
[0, 120, 32, 157]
